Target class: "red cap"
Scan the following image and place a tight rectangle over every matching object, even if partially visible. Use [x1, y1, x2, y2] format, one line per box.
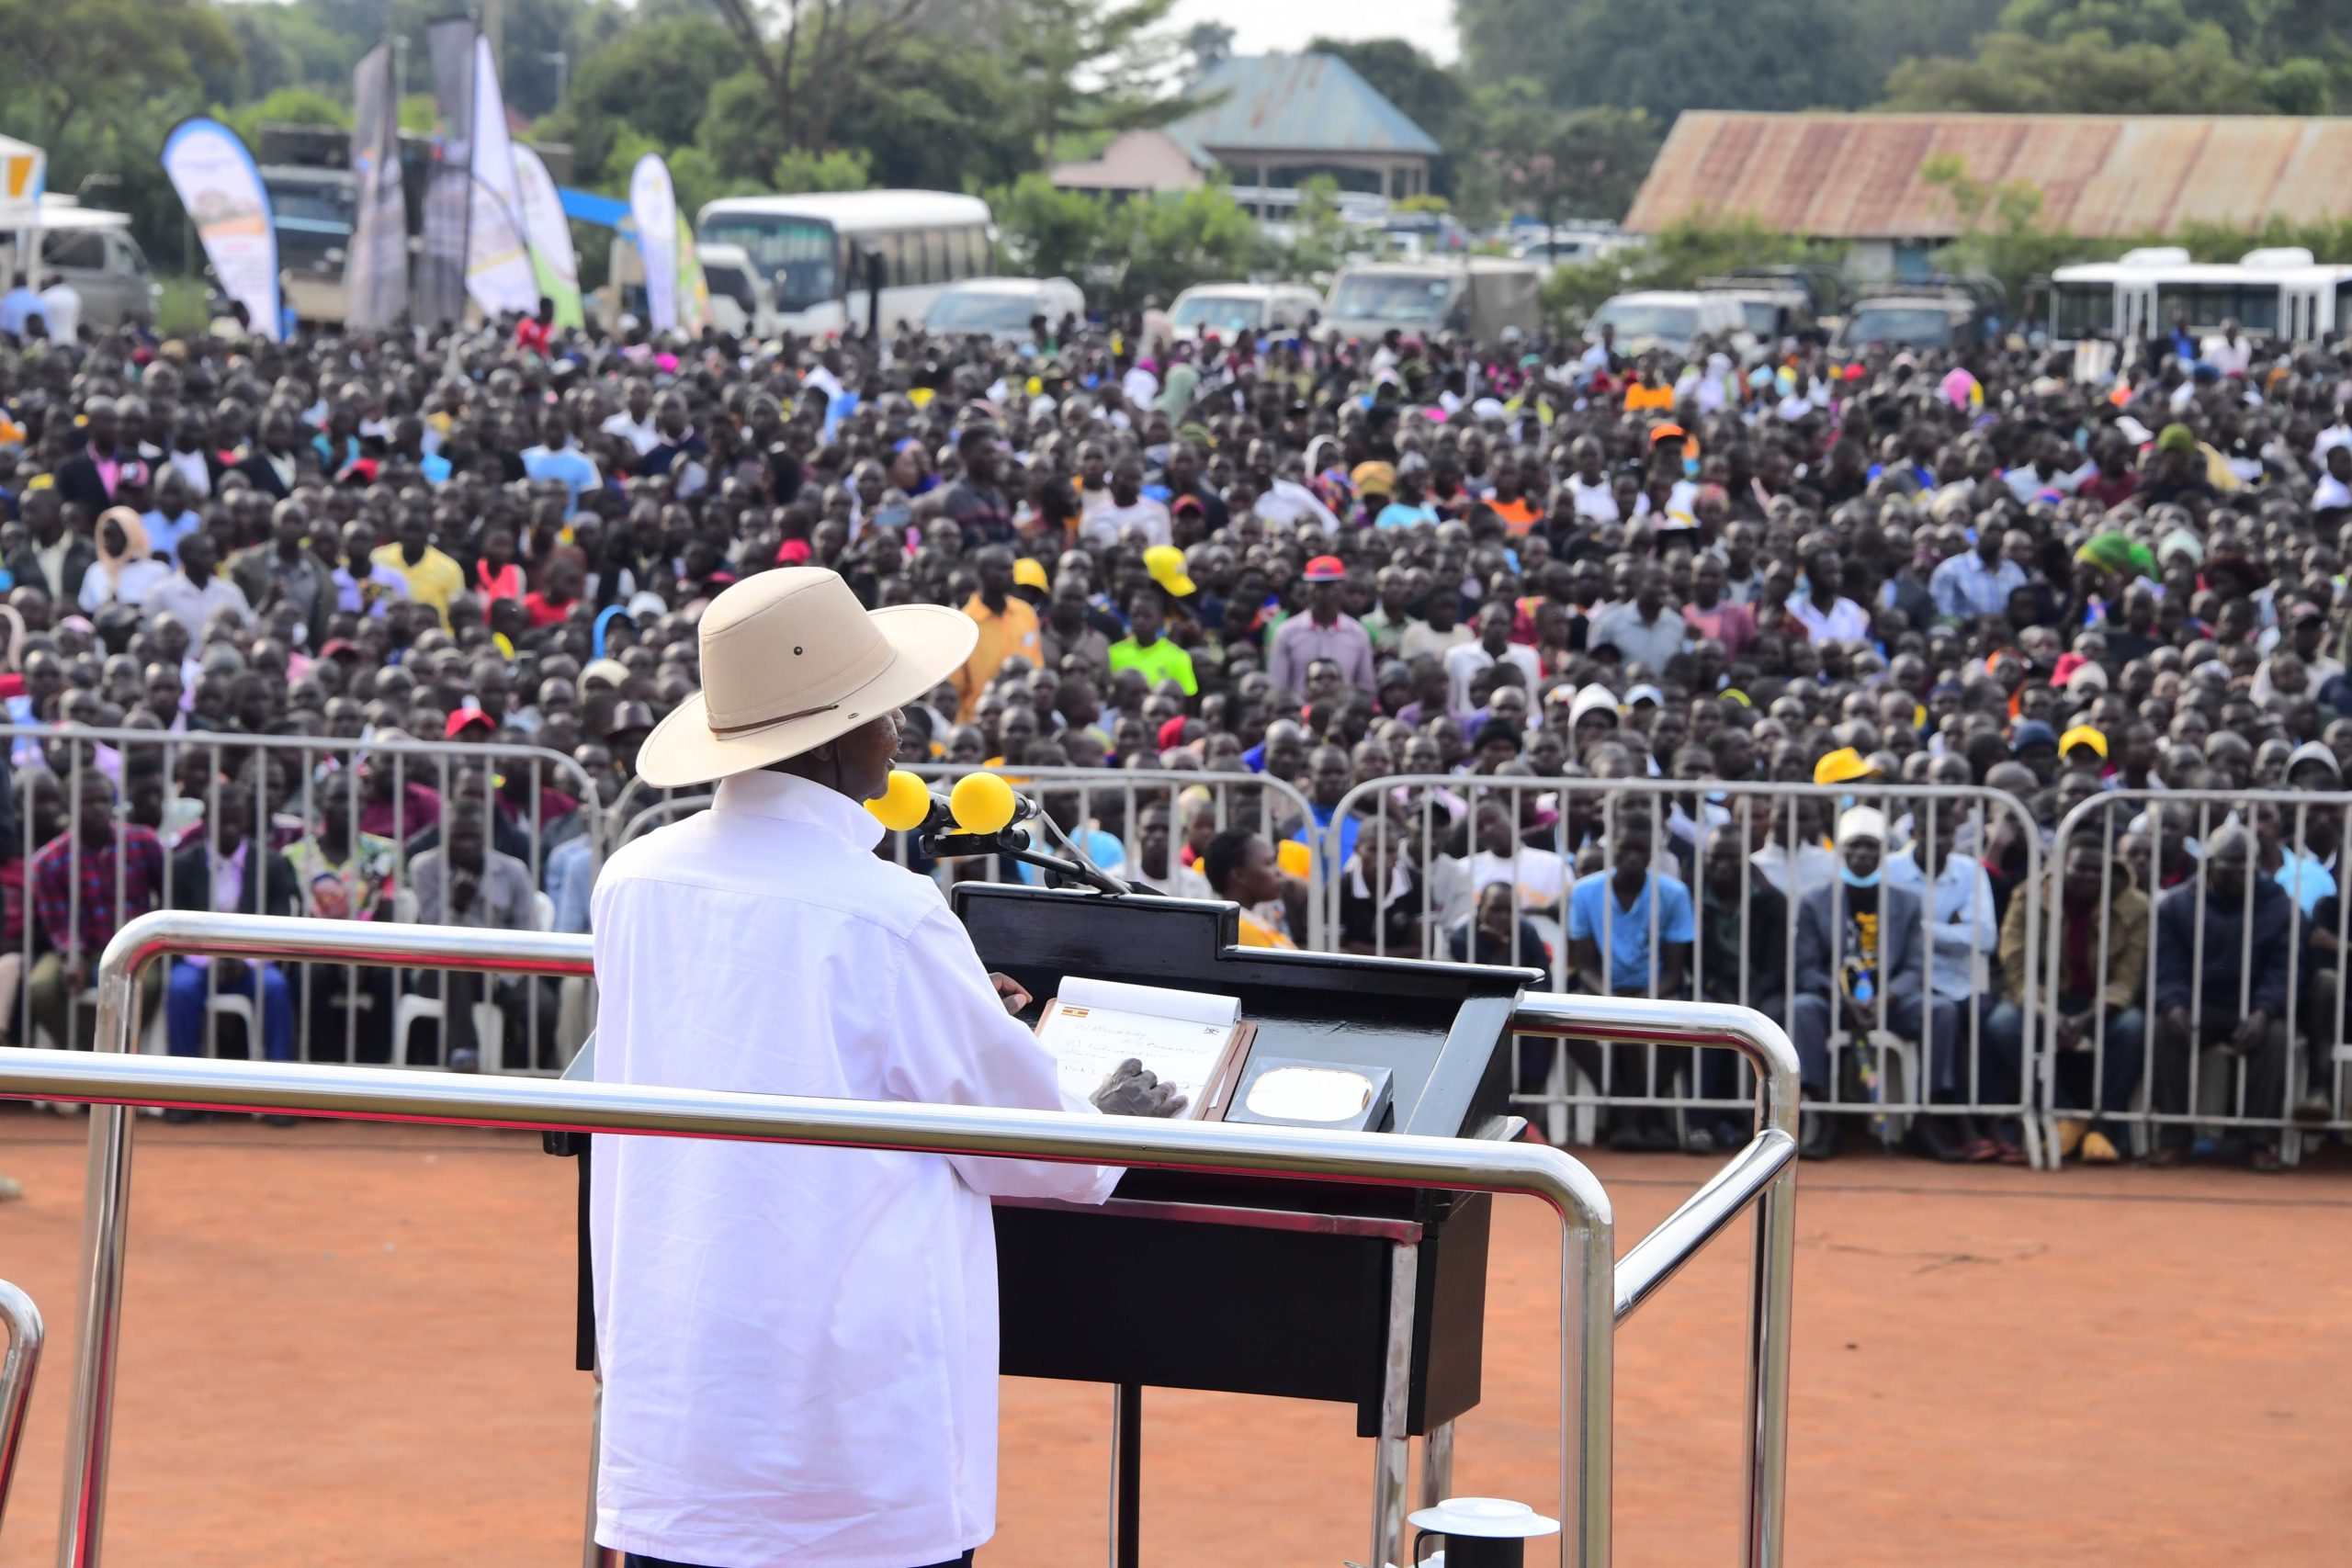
[318, 638, 362, 661]
[1157, 716, 1189, 750]
[1303, 555, 1347, 582]
[445, 707, 494, 739]
[775, 538, 813, 566]
[1647, 423, 1688, 444]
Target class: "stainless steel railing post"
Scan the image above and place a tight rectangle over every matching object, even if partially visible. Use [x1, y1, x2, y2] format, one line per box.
[0, 1278, 44, 1540]
[1511, 994, 1800, 1568]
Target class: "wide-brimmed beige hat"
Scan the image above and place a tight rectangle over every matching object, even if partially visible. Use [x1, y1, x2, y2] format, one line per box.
[635, 569, 975, 788]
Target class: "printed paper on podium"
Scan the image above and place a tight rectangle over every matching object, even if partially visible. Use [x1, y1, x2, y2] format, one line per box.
[1035, 976, 1254, 1121]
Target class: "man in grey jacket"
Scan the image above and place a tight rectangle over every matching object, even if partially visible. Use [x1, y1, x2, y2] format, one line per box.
[1790, 807, 1969, 1162]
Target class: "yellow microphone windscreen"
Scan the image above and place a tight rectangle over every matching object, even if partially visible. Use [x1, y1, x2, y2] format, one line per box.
[950, 772, 1017, 836]
[866, 770, 934, 833]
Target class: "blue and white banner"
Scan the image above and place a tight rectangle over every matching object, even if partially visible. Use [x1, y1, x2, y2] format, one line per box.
[160, 118, 280, 340]
[628, 153, 678, 335]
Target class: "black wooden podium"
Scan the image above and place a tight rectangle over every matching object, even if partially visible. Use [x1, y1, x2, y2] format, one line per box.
[955, 884, 1539, 1568]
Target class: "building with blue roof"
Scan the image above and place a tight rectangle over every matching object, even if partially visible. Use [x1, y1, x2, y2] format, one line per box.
[1048, 52, 1440, 202]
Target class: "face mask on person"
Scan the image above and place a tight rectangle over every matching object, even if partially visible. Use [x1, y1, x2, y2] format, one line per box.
[1683, 457, 1701, 478]
[1841, 864, 1882, 889]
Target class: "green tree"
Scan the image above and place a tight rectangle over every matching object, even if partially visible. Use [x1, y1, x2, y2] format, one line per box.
[1882, 24, 2323, 112]
[772, 147, 874, 194]
[1468, 83, 1658, 227]
[989, 173, 1109, 280]
[1455, 0, 1879, 121]
[1097, 186, 1268, 310]
[1182, 18, 1234, 79]
[998, 0, 1187, 155]
[538, 14, 742, 184]
[0, 0, 237, 146]
[1278, 175, 1353, 277]
[220, 86, 348, 151]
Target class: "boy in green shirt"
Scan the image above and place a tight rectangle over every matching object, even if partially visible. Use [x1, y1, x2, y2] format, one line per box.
[1108, 585, 1196, 696]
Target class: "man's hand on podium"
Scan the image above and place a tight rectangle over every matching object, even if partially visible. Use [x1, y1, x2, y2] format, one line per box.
[1091, 1058, 1188, 1118]
[988, 973, 1034, 1013]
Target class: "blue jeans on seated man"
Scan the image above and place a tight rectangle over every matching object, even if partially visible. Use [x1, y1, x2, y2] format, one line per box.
[624, 1554, 972, 1568]
[165, 957, 296, 1061]
[1787, 991, 1963, 1101]
[1984, 998, 2143, 1123]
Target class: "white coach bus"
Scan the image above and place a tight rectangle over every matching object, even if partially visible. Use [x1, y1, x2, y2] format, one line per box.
[695, 189, 994, 336]
[2048, 246, 2352, 348]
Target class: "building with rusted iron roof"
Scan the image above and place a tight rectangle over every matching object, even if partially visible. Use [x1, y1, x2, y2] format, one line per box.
[1624, 111, 2352, 278]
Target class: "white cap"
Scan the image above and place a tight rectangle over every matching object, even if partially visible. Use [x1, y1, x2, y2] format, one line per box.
[1837, 806, 1888, 847]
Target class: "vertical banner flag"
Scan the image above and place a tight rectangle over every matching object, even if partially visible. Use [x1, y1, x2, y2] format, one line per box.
[346, 42, 409, 330]
[628, 154, 678, 334]
[160, 118, 280, 340]
[463, 32, 538, 318]
[512, 145, 582, 328]
[675, 213, 708, 333]
[418, 17, 476, 324]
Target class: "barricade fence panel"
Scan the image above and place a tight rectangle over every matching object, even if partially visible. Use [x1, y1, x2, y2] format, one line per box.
[34, 732, 2350, 1156]
[2049, 787, 2352, 1163]
[1312, 777, 2041, 1156]
[0, 725, 602, 1077]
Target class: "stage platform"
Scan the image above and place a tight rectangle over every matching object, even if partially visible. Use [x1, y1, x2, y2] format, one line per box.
[1, 1113, 2347, 1564]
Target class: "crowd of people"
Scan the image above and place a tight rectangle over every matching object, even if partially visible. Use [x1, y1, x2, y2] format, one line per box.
[1, 288, 2350, 1196]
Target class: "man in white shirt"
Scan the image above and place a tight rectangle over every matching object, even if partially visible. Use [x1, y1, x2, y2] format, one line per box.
[1444, 601, 1543, 716]
[594, 568, 1180, 1568]
[1788, 547, 1873, 644]
[601, 378, 662, 457]
[37, 274, 80, 342]
[141, 531, 251, 634]
[1081, 453, 1171, 547]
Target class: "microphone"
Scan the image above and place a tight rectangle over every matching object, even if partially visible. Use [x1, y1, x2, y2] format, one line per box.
[948, 772, 1040, 836]
[866, 770, 1042, 840]
[866, 770, 948, 834]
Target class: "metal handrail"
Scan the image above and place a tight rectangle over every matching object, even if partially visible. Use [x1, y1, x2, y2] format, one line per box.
[13, 910, 1803, 1568]
[1510, 993, 1801, 1568]
[0, 1280, 42, 1542]
[16, 914, 1622, 1568]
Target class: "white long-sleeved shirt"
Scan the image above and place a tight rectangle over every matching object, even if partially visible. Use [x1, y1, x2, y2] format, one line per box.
[588, 770, 1119, 1568]
[1884, 847, 1999, 1002]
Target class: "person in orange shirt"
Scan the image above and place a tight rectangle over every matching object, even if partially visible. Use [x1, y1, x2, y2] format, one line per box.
[1486, 458, 1544, 536]
[1202, 828, 1298, 948]
[1624, 361, 1676, 416]
[951, 547, 1043, 719]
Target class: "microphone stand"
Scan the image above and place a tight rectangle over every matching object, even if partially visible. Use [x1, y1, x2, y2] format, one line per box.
[920, 812, 1140, 898]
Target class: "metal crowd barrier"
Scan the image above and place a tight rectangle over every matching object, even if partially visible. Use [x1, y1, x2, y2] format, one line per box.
[1313, 777, 2044, 1164]
[2049, 787, 2352, 1162]
[0, 909, 1804, 1568]
[0, 724, 601, 1073]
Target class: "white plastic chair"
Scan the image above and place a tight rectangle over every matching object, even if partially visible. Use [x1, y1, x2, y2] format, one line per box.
[392, 992, 506, 1071]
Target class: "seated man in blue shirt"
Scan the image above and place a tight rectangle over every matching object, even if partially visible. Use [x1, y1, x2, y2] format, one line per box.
[1566, 809, 1695, 1151]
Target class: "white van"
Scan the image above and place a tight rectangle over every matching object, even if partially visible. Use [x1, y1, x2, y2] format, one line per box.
[1585, 290, 1753, 358]
[1167, 281, 1323, 340]
[0, 209, 160, 331]
[695, 243, 778, 339]
[922, 276, 1084, 342]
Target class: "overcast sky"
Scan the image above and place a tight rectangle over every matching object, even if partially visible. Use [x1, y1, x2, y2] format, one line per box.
[1169, 0, 1458, 64]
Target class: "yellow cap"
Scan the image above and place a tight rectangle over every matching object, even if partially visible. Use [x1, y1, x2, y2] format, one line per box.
[1275, 838, 1313, 880]
[1144, 545, 1196, 596]
[1813, 747, 1877, 787]
[1012, 558, 1049, 591]
[2059, 724, 2108, 759]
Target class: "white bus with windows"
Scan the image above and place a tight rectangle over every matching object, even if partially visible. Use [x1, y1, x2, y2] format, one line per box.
[2049, 247, 2352, 348]
[695, 190, 994, 336]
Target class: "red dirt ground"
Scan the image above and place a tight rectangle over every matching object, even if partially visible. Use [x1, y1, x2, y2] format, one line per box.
[2, 1112, 2350, 1566]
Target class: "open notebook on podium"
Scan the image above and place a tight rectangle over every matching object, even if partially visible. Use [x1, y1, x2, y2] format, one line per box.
[1035, 976, 1255, 1122]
